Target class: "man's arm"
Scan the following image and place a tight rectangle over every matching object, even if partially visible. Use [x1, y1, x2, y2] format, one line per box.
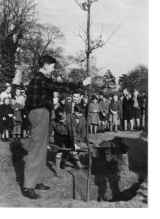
[43, 76, 92, 93]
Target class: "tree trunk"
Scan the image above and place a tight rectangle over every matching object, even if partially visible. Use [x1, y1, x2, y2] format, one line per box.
[0, 37, 16, 84]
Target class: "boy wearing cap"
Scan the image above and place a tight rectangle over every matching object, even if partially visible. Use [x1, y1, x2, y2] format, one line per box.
[72, 105, 86, 148]
[52, 107, 84, 175]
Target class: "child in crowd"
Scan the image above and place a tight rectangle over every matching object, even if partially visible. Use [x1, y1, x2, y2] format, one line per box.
[109, 94, 120, 132]
[49, 94, 61, 144]
[0, 98, 14, 141]
[12, 88, 25, 139]
[64, 95, 72, 114]
[122, 89, 134, 131]
[88, 95, 100, 135]
[132, 89, 141, 130]
[72, 105, 86, 150]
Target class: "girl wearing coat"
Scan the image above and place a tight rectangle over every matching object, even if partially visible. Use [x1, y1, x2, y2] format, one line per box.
[88, 95, 100, 135]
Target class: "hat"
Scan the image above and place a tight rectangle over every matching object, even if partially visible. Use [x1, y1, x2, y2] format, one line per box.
[39, 55, 57, 68]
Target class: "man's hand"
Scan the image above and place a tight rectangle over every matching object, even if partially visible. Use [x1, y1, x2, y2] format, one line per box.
[83, 77, 92, 86]
[75, 144, 81, 151]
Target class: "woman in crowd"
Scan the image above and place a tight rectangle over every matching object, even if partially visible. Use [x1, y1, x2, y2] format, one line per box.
[132, 89, 142, 130]
[140, 91, 148, 130]
[80, 95, 88, 118]
[99, 95, 110, 132]
[122, 89, 134, 131]
[108, 96, 113, 131]
[118, 95, 124, 131]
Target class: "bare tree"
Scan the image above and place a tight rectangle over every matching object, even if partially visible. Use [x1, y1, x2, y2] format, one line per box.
[75, 0, 122, 75]
[74, 0, 102, 202]
[75, 0, 105, 76]
[0, 0, 36, 83]
[20, 23, 64, 75]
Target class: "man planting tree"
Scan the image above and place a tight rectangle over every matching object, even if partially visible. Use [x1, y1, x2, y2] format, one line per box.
[21, 55, 91, 199]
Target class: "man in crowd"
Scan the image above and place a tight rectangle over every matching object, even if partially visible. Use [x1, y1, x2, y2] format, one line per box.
[23, 55, 91, 199]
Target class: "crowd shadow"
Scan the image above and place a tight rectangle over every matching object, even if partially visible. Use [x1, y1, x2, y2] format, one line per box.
[10, 139, 27, 189]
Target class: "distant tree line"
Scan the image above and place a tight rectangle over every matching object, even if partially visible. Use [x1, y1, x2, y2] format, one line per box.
[119, 65, 148, 93]
[0, 0, 64, 86]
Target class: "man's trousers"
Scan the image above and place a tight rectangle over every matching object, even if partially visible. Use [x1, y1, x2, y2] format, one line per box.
[24, 108, 49, 188]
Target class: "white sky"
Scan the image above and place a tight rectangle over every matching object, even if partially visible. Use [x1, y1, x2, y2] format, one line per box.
[37, 0, 148, 77]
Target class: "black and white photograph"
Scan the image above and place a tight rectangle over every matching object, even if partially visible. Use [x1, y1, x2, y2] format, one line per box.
[0, 0, 148, 208]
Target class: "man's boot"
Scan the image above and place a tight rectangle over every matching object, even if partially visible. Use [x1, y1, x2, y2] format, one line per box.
[22, 188, 40, 199]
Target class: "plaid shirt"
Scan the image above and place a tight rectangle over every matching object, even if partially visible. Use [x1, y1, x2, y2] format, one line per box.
[25, 72, 84, 112]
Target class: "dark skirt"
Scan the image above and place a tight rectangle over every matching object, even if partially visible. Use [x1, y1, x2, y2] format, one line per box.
[0, 118, 4, 133]
[88, 112, 99, 125]
[133, 107, 141, 119]
[123, 101, 134, 121]
[123, 111, 133, 121]
[0, 118, 13, 132]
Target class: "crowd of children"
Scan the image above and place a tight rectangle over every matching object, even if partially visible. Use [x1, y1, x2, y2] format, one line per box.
[0, 84, 30, 141]
[0, 83, 147, 143]
[0, 83, 148, 173]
